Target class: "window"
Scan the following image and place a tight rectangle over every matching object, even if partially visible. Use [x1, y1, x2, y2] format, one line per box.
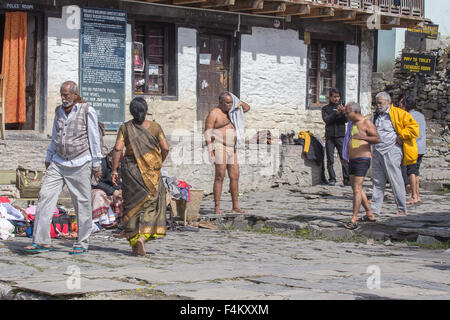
[134, 23, 175, 96]
[0, 12, 41, 130]
[307, 41, 338, 107]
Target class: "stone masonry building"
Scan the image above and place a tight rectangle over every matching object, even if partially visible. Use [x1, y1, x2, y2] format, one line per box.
[0, 0, 427, 193]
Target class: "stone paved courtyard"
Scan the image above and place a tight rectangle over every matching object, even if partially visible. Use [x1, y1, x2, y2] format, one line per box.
[0, 184, 449, 300]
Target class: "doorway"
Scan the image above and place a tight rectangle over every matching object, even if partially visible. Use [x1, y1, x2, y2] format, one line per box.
[197, 32, 232, 124]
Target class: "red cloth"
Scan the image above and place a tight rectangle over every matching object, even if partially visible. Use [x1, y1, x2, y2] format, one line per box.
[0, 197, 10, 203]
[177, 180, 191, 202]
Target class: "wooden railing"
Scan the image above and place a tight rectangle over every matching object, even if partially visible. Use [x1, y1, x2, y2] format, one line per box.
[302, 0, 424, 17]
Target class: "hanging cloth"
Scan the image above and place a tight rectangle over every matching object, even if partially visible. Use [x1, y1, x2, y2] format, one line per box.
[1, 12, 27, 124]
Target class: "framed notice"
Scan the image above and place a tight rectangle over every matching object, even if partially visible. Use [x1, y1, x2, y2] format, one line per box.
[79, 7, 127, 131]
[401, 53, 436, 75]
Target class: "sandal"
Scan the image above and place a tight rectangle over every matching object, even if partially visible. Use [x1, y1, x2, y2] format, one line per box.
[359, 215, 376, 223]
[23, 244, 53, 253]
[344, 221, 358, 230]
[69, 247, 88, 255]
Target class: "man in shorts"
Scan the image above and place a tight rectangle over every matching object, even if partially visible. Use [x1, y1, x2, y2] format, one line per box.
[399, 95, 426, 204]
[343, 102, 381, 230]
[204, 92, 250, 214]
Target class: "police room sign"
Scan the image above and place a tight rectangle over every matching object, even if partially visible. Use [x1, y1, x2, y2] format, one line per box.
[80, 7, 127, 131]
[401, 53, 436, 75]
[0, 3, 35, 10]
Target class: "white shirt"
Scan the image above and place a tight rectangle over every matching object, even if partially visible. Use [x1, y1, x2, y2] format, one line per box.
[46, 103, 103, 168]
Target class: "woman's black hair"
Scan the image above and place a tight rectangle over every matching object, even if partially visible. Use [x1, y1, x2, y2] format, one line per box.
[129, 97, 148, 125]
[401, 95, 416, 112]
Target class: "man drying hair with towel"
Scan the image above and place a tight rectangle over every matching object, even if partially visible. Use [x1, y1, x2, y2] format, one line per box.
[204, 92, 250, 215]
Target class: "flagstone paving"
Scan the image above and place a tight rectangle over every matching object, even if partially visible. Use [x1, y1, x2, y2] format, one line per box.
[0, 184, 449, 300]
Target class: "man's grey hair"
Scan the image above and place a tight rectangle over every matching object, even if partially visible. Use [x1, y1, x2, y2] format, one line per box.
[218, 91, 232, 103]
[347, 101, 361, 113]
[375, 91, 392, 103]
[60, 81, 79, 94]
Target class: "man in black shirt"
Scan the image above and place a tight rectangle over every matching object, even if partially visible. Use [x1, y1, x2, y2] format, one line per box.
[321, 88, 350, 186]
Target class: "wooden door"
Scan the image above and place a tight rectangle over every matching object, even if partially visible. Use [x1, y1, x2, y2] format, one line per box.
[198, 33, 231, 124]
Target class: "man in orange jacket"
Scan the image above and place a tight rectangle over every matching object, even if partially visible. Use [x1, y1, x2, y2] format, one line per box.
[370, 92, 419, 216]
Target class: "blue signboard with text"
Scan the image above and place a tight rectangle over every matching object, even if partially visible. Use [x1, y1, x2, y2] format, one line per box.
[80, 7, 127, 131]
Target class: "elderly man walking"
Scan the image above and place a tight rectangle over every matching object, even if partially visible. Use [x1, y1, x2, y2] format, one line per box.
[371, 92, 419, 216]
[24, 81, 103, 254]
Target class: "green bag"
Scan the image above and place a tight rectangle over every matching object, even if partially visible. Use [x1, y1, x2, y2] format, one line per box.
[16, 166, 45, 198]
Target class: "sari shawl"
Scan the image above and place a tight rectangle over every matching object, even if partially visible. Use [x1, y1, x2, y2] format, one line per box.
[120, 120, 166, 240]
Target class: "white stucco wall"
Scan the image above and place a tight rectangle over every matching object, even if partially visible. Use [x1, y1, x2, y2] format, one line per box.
[240, 27, 324, 135]
[45, 14, 370, 138]
[46, 6, 81, 134]
[345, 44, 359, 105]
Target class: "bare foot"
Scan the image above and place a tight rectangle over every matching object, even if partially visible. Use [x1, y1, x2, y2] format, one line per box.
[396, 211, 407, 216]
[136, 237, 146, 256]
[406, 198, 419, 205]
[215, 207, 224, 215]
[232, 208, 246, 213]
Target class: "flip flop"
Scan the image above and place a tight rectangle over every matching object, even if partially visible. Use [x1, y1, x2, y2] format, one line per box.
[359, 215, 376, 223]
[69, 247, 88, 255]
[344, 221, 358, 230]
[23, 244, 53, 253]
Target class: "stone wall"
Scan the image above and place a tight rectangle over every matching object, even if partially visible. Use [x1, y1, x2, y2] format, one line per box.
[372, 47, 450, 124]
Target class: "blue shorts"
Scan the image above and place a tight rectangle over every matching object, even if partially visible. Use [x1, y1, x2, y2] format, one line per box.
[406, 154, 424, 176]
[349, 157, 371, 177]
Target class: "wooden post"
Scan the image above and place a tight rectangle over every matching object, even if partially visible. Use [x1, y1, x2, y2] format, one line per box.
[0, 74, 5, 140]
[413, 36, 424, 99]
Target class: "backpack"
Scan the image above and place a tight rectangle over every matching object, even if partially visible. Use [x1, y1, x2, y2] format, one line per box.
[50, 213, 73, 238]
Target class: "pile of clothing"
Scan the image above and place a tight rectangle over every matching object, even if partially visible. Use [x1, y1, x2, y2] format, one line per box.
[0, 197, 78, 240]
[0, 198, 22, 240]
[162, 170, 192, 203]
[297, 131, 328, 185]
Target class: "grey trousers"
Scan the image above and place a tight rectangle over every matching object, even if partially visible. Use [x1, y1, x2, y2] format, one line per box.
[370, 147, 407, 214]
[32, 161, 92, 250]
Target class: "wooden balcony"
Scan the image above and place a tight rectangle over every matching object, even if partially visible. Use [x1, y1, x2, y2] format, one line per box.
[132, 0, 426, 29]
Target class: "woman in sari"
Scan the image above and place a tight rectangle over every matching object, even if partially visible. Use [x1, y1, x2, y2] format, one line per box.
[112, 97, 169, 256]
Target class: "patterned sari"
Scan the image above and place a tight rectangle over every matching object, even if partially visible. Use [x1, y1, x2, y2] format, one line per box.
[118, 120, 166, 247]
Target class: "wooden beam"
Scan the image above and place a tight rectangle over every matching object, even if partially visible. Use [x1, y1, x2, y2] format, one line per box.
[346, 14, 401, 28]
[300, 7, 334, 19]
[253, 2, 286, 14]
[229, 0, 264, 11]
[201, 0, 235, 8]
[172, 0, 208, 4]
[276, 4, 310, 17]
[322, 9, 356, 22]
[384, 16, 401, 26]
[142, 0, 166, 3]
